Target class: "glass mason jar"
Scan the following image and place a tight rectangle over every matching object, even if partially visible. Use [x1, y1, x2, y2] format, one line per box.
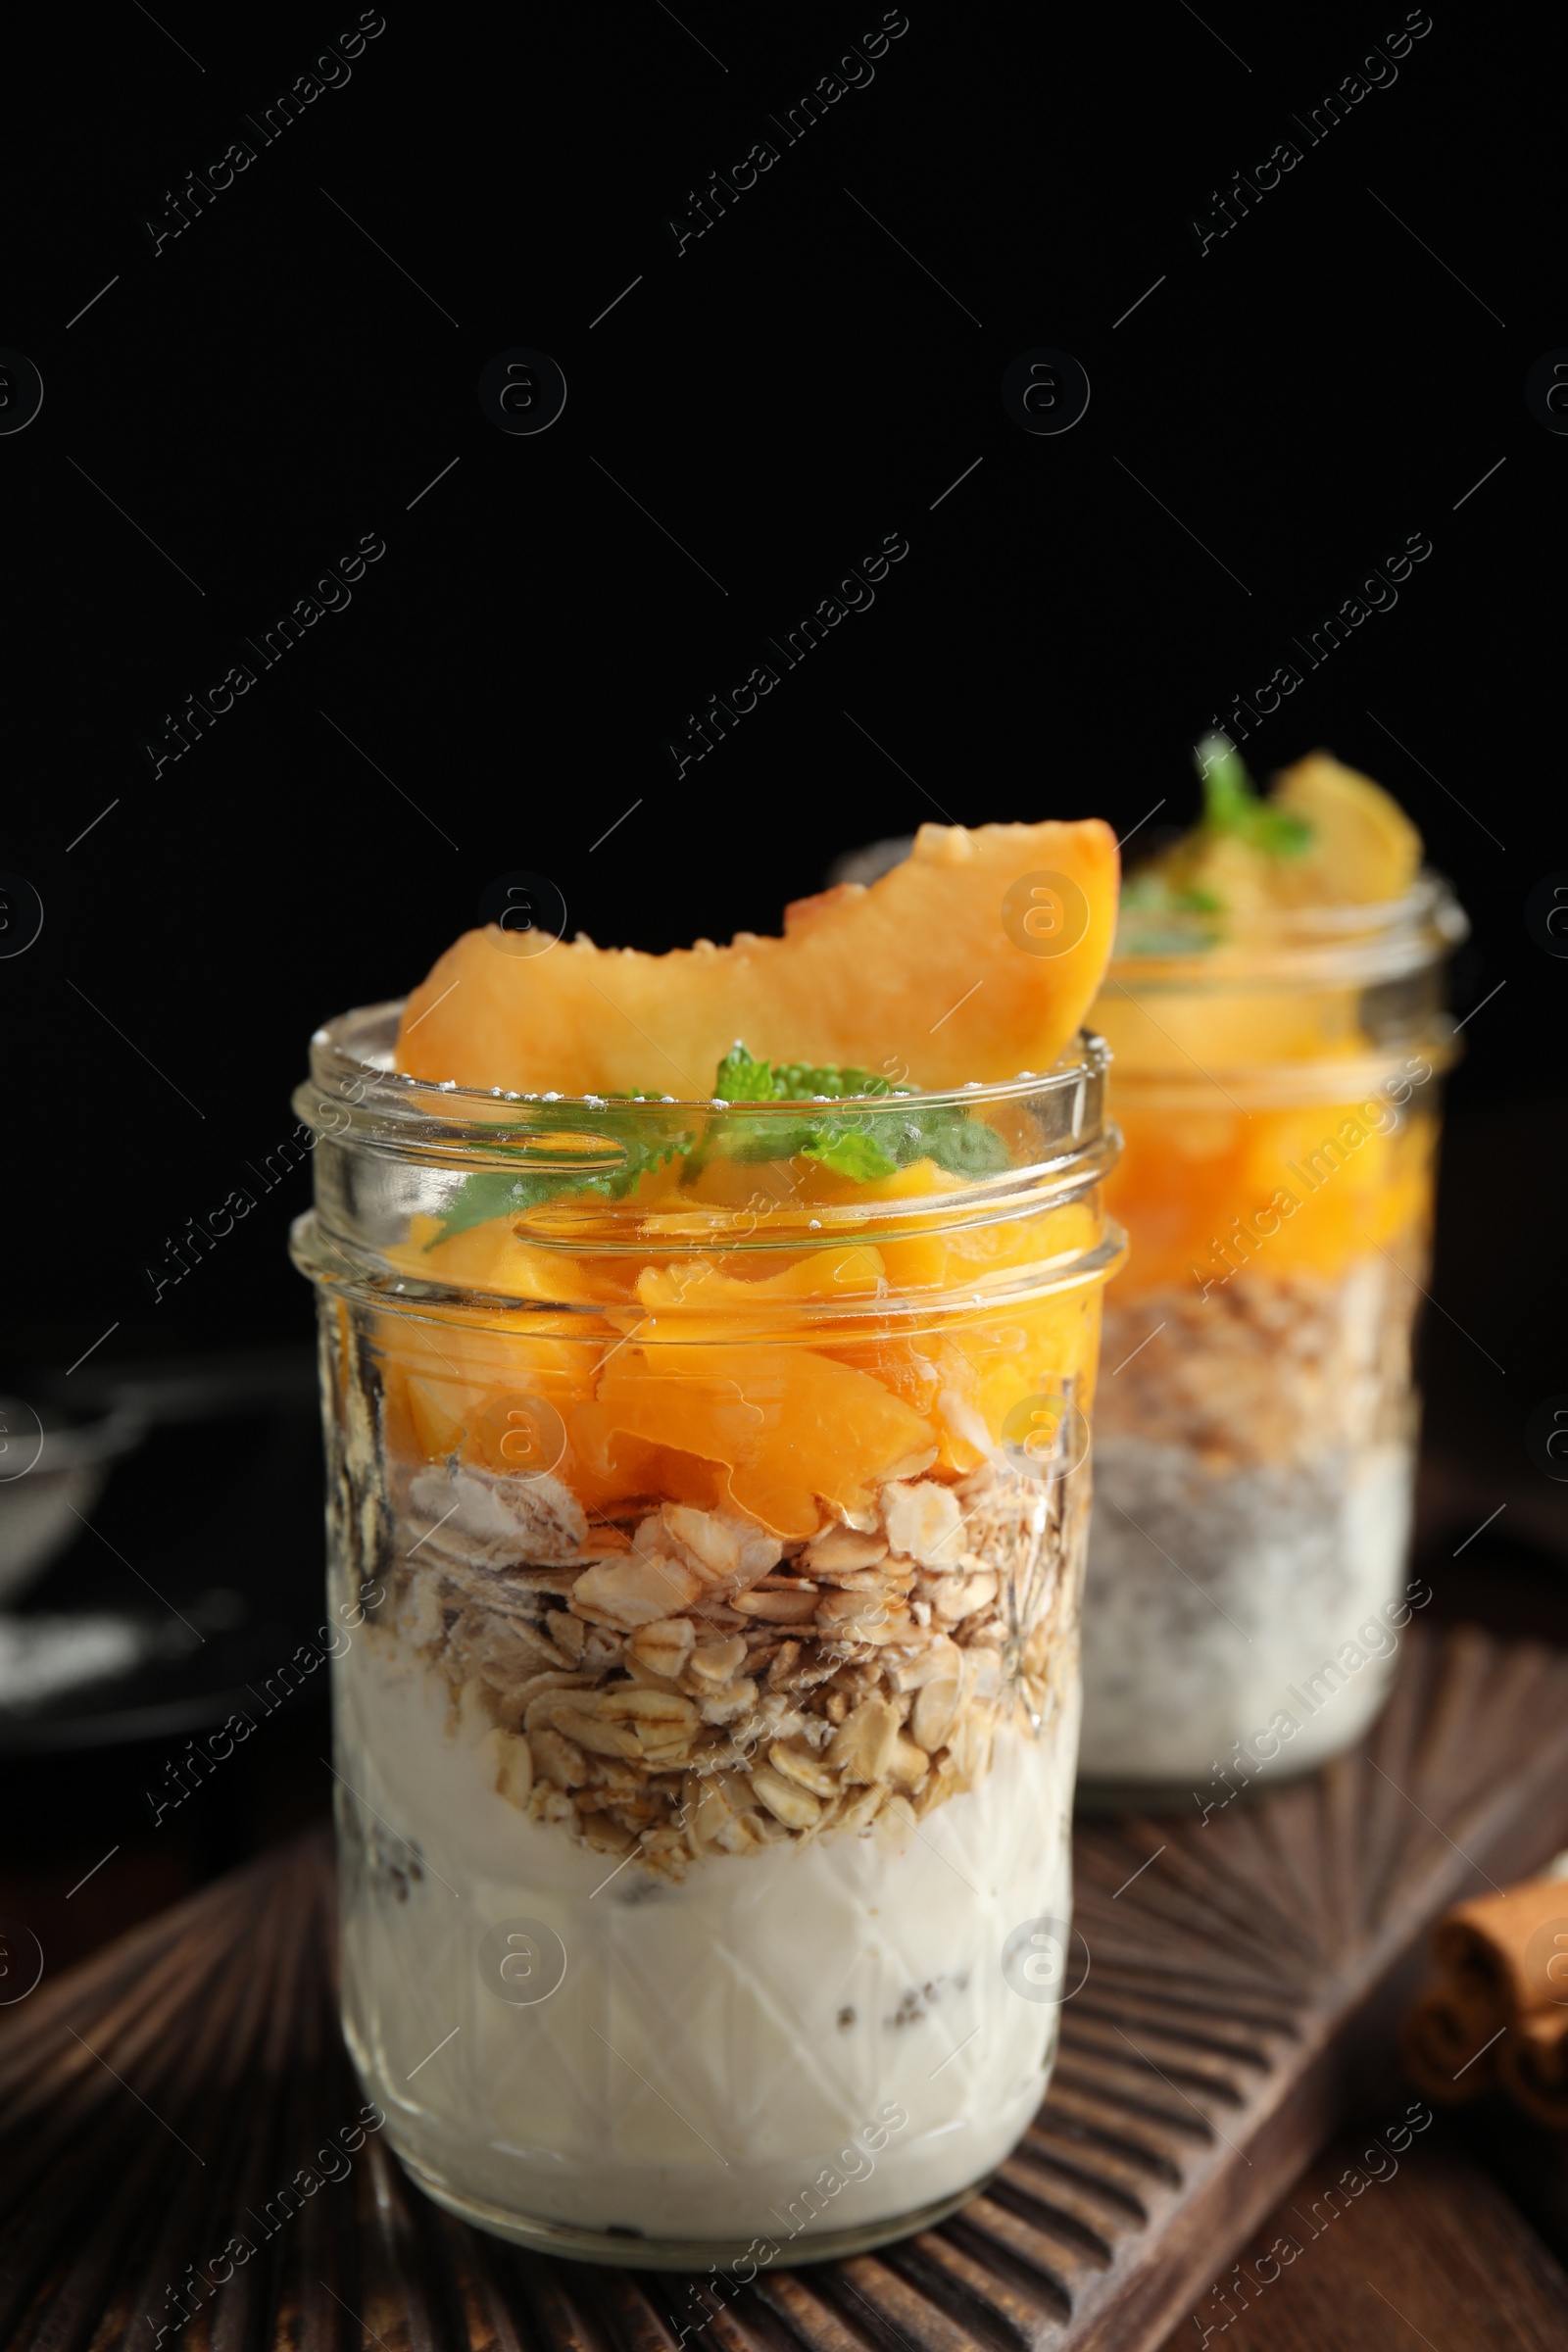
[291, 1005, 1124, 2268]
[1080, 877, 1466, 1804]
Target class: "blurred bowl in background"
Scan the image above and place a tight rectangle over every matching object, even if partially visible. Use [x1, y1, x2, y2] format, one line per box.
[827, 835, 913, 888]
[0, 1398, 147, 1604]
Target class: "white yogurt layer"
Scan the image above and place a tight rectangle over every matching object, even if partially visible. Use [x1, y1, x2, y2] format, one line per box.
[1080, 1438, 1413, 1787]
[335, 1637, 1077, 2244]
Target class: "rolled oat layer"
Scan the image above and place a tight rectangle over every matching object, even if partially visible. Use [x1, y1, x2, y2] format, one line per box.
[381, 1456, 1081, 1878]
[1094, 1248, 1421, 1474]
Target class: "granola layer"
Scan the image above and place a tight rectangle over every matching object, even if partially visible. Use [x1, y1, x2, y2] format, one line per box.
[1093, 1247, 1420, 1473]
[377, 1457, 1081, 1878]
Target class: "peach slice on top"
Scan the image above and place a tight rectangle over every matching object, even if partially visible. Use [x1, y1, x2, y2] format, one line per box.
[396, 817, 1119, 1096]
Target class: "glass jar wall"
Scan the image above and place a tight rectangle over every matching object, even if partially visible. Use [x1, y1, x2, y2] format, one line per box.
[291, 1006, 1124, 2267]
[1082, 879, 1465, 1803]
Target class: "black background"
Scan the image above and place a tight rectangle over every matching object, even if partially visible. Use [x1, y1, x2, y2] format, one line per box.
[2, 2, 1562, 1544]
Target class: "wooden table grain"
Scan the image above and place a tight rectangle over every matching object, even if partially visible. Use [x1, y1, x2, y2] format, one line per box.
[1156, 2122, 1568, 2350]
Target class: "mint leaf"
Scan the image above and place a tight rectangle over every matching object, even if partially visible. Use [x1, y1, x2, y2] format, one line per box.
[423, 1044, 1008, 1245]
[1118, 866, 1226, 949]
[912, 1107, 1011, 1176]
[424, 1168, 559, 1248]
[713, 1042, 786, 1102]
[801, 1128, 900, 1181]
[1195, 734, 1313, 858]
[714, 1050, 1008, 1181]
[425, 1123, 694, 1249]
[768, 1061, 894, 1101]
[714, 1045, 896, 1103]
[596, 1133, 693, 1200]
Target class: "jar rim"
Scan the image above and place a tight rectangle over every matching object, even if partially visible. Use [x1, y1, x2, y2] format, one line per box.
[291, 1002, 1128, 1326]
[293, 1005, 1123, 1319]
[301, 1003, 1114, 1165]
[1108, 867, 1467, 984]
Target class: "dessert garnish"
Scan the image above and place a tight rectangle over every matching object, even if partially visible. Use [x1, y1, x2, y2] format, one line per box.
[427, 1043, 1011, 1246]
[1120, 736, 1423, 938]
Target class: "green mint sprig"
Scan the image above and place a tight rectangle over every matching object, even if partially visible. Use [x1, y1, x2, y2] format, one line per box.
[710, 1045, 1008, 1182]
[424, 1116, 693, 1248]
[1117, 737, 1316, 951]
[1195, 733, 1313, 858]
[425, 1044, 1007, 1248]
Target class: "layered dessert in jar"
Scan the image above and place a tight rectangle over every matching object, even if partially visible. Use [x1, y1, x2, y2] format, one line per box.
[292, 819, 1126, 2263]
[1082, 744, 1465, 1801]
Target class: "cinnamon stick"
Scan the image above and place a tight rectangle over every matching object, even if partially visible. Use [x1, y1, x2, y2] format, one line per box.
[1500, 2005, 1568, 2132]
[1434, 1878, 1568, 2017]
[1402, 1867, 1568, 2121]
[1398, 1983, 1505, 2103]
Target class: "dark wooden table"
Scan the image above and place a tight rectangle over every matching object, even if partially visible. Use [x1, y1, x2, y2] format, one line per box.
[1153, 2119, 1568, 2351]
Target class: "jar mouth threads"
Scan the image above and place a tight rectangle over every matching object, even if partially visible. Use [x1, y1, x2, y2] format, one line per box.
[1096, 869, 1466, 1115]
[300, 1001, 1114, 1130]
[1109, 868, 1467, 986]
[292, 1004, 1126, 1324]
[1089, 1045, 1455, 1115]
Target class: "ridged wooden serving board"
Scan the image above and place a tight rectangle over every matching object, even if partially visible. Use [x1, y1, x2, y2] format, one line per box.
[7, 1624, 1568, 2352]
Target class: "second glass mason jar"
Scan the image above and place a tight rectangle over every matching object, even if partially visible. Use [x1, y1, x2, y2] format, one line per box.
[291, 1008, 1123, 2266]
[1081, 877, 1465, 1802]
